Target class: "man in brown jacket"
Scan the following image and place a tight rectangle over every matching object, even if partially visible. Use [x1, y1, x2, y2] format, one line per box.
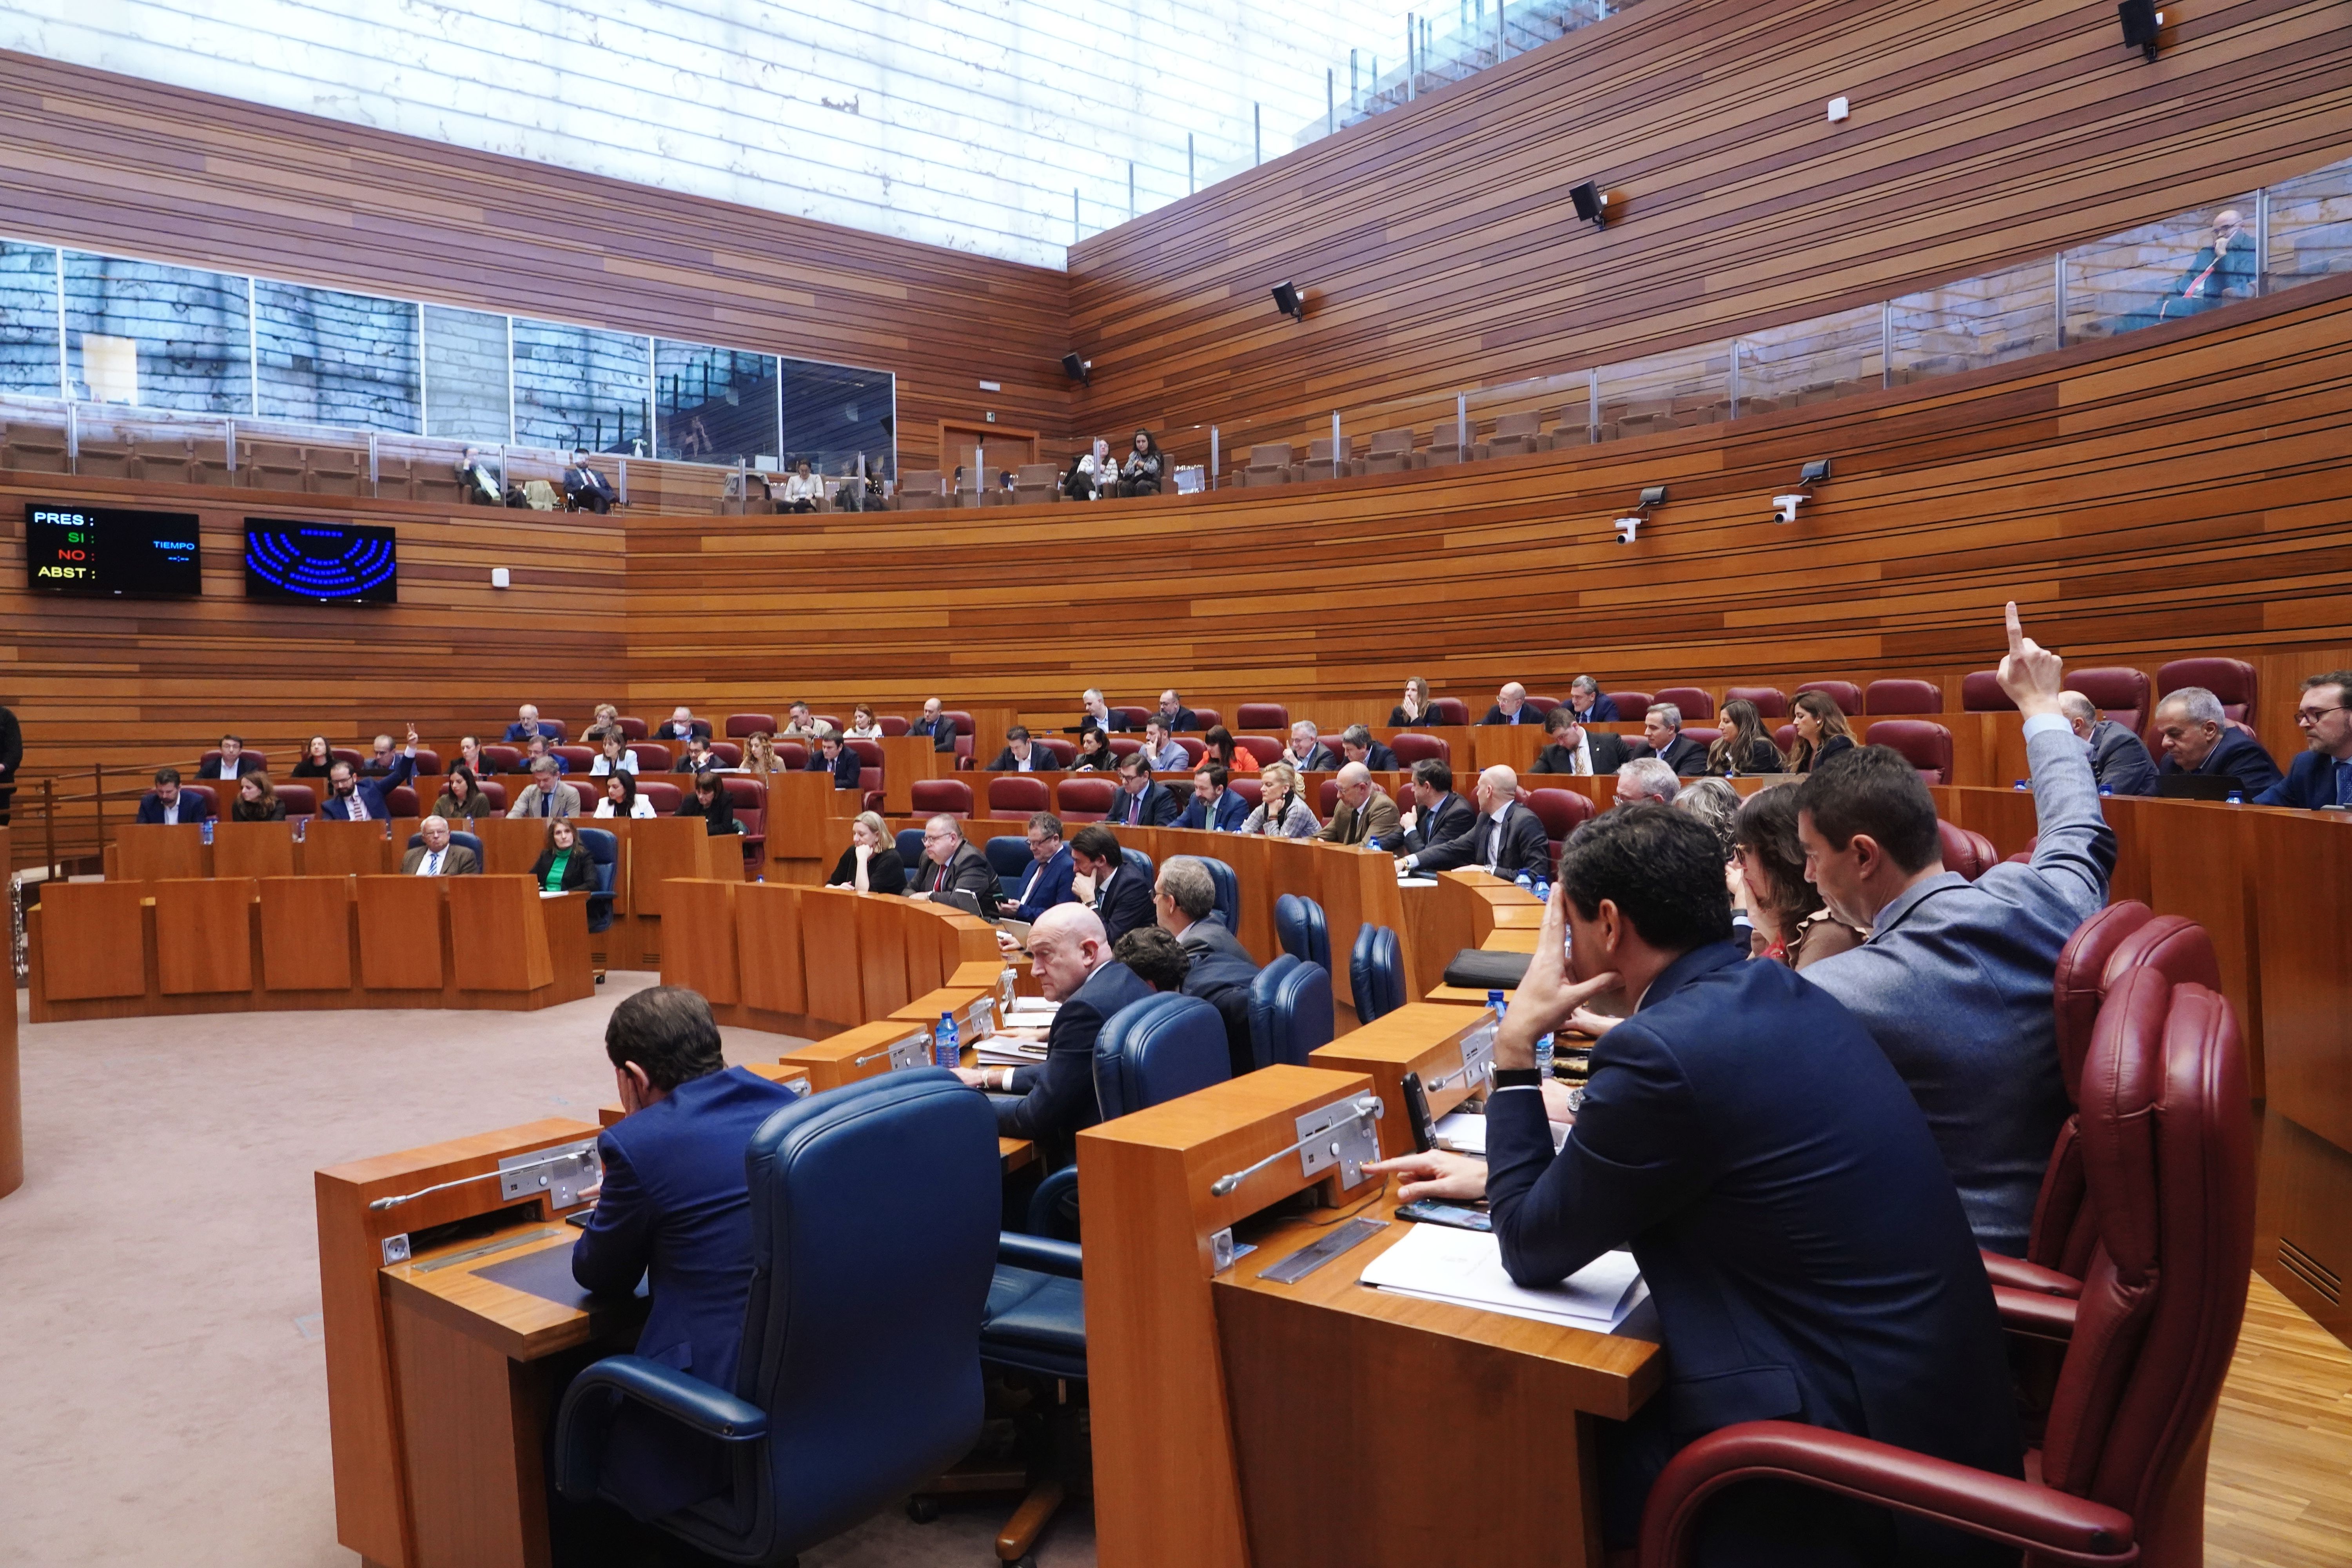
[1316, 762, 1403, 851]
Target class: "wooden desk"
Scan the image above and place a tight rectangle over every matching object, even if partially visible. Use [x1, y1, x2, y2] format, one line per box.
[1307, 1002, 1494, 1159]
[1080, 1064, 1659, 1567]
[112, 822, 205, 882]
[213, 819, 296, 878]
[880, 734, 957, 815]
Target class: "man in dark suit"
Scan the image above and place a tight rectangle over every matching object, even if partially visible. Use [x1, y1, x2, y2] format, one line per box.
[1156, 689, 1199, 732]
[903, 815, 1002, 914]
[1530, 711, 1633, 776]
[1316, 763, 1403, 850]
[1477, 681, 1543, 726]
[986, 726, 1046, 771]
[1153, 855, 1263, 1076]
[2257, 670, 2352, 808]
[456, 446, 505, 506]
[1404, 765, 1551, 878]
[1010, 811, 1078, 922]
[806, 729, 863, 790]
[201, 735, 264, 781]
[0, 700, 20, 824]
[1176, 765, 1249, 831]
[2059, 691, 2156, 797]
[2152, 686, 2283, 797]
[1285, 720, 1339, 772]
[501, 705, 550, 744]
[654, 706, 706, 743]
[521, 735, 572, 776]
[1632, 702, 1707, 775]
[1566, 675, 1620, 724]
[1077, 688, 1129, 733]
[1370, 807, 2021, 1563]
[1338, 724, 1398, 772]
[953, 905, 1153, 1162]
[400, 815, 481, 875]
[321, 728, 419, 821]
[136, 766, 213, 825]
[1071, 824, 1154, 944]
[571, 986, 806, 1520]
[563, 449, 619, 514]
[1396, 758, 1475, 863]
[909, 697, 959, 754]
[1111, 753, 1182, 827]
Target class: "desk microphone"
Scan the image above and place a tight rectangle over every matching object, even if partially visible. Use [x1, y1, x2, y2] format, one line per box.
[368, 1144, 598, 1211]
[1210, 1096, 1383, 1197]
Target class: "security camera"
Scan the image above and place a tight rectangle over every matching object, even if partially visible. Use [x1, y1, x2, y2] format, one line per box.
[1771, 494, 1806, 524]
[1613, 517, 1641, 544]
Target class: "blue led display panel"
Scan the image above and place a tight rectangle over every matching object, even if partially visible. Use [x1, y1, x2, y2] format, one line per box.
[243, 519, 398, 605]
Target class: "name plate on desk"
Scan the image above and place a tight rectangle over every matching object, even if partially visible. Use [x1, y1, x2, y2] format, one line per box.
[851, 1028, 933, 1074]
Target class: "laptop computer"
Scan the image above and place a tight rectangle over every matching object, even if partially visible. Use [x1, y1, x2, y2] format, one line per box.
[2155, 773, 2239, 801]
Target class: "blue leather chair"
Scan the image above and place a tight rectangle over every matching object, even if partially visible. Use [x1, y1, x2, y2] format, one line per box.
[1249, 953, 1334, 1069]
[577, 827, 619, 933]
[985, 834, 1033, 900]
[1120, 844, 1154, 883]
[1274, 893, 1330, 971]
[555, 1071, 1000, 1564]
[895, 827, 928, 869]
[405, 828, 484, 864]
[1093, 991, 1230, 1120]
[1350, 924, 1406, 1023]
[1197, 855, 1241, 933]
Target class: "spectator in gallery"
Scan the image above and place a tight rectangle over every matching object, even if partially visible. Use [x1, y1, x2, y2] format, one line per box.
[1389, 676, 1434, 727]
[1065, 437, 1116, 500]
[597, 771, 656, 819]
[432, 764, 494, 822]
[780, 458, 824, 514]
[231, 772, 285, 822]
[2158, 207, 2257, 320]
[291, 736, 336, 779]
[1119, 429, 1165, 497]
[456, 446, 505, 506]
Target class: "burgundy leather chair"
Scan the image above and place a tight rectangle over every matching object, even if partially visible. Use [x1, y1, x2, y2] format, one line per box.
[2065, 667, 2151, 739]
[412, 748, 444, 775]
[810, 715, 844, 734]
[1772, 724, 1797, 752]
[481, 744, 524, 774]
[1680, 726, 1721, 751]
[478, 781, 510, 812]
[1867, 720, 1954, 784]
[1653, 686, 1714, 720]
[1107, 736, 1143, 758]
[1639, 965, 2253, 1568]
[1108, 706, 1150, 730]
[626, 742, 671, 773]
[638, 781, 682, 814]
[910, 778, 973, 817]
[941, 710, 975, 738]
[1524, 693, 1564, 717]
[1317, 779, 1340, 816]
[1053, 778, 1116, 822]
[1524, 788, 1595, 859]
[387, 785, 419, 817]
[1604, 690, 1655, 719]
[1170, 737, 1208, 767]
[1232, 736, 1281, 766]
[616, 716, 650, 740]
[986, 777, 1049, 818]
[1236, 702, 1289, 730]
[1795, 680, 1861, 715]
[1227, 778, 1264, 809]
[1189, 707, 1224, 730]
[775, 741, 808, 771]
[553, 745, 597, 773]
[2157, 657, 2256, 724]
[1388, 733, 1452, 766]
[1426, 698, 1470, 726]
[1722, 686, 1786, 719]
[724, 713, 776, 738]
[1933, 819, 1999, 881]
[1864, 678, 1942, 714]
[846, 739, 885, 774]
[1035, 737, 1078, 768]
[1960, 671, 2013, 712]
[877, 715, 911, 737]
[708, 742, 743, 767]
[721, 777, 767, 869]
[276, 783, 319, 817]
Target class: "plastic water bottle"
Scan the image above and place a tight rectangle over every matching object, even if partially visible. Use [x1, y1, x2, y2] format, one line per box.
[1532, 876, 1550, 904]
[999, 967, 1019, 1014]
[2225, 789, 2243, 806]
[1514, 871, 1533, 892]
[2013, 778, 2031, 791]
[935, 1010, 959, 1069]
[201, 818, 214, 845]
[1487, 989, 1506, 1024]
[1535, 1032, 1555, 1080]
[2098, 784, 2112, 798]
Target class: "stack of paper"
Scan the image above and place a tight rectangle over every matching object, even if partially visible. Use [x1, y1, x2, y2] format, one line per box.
[974, 1037, 1048, 1067]
[1359, 1223, 1646, 1332]
[1433, 1111, 1568, 1156]
[1005, 999, 1060, 1022]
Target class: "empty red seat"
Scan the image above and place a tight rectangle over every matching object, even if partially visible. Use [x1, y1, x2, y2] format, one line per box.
[1170, 737, 1207, 767]
[911, 778, 973, 817]
[775, 741, 808, 770]
[1227, 778, 1263, 809]
[1189, 708, 1223, 730]
[554, 745, 597, 772]
[877, 715, 911, 737]
[1960, 671, 2014, 711]
[722, 777, 768, 868]
[638, 781, 682, 813]
[1681, 726, 1721, 750]
[708, 742, 743, 767]
[616, 716, 649, 740]
[481, 744, 524, 773]
[846, 738, 885, 771]
[628, 742, 672, 772]
[479, 781, 510, 811]
[412, 749, 443, 775]
[1603, 690, 1654, 719]
[1054, 778, 1116, 821]
[1795, 681, 1861, 715]
[1653, 686, 1713, 720]
[1934, 818, 1999, 880]
[2064, 667, 2151, 737]
[1317, 779, 1341, 815]
[1035, 737, 1078, 767]
[1868, 720, 1953, 784]
[276, 783, 319, 816]
[1523, 693, 1563, 717]
[1524, 788, 1595, 857]
[1110, 706, 1151, 729]
[987, 777, 1049, 818]
[1236, 703, 1289, 730]
[1389, 733, 1451, 766]
[941, 710, 974, 736]
[724, 713, 776, 737]
[1426, 698, 1470, 726]
[1107, 737, 1143, 758]
[1723, 686, 1786, 718]
[1863, 679, 1942, 714]
[2158, 657, 2256, 723]
[1232, 735, 1281, 766]
[387, 785, 419, 817]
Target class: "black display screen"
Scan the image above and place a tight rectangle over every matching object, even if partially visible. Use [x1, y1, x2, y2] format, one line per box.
[24, 502, 205, 598]
[243, 519, 398, 605]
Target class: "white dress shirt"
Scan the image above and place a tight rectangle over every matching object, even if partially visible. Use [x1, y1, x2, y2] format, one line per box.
[414, 848, 445, 876]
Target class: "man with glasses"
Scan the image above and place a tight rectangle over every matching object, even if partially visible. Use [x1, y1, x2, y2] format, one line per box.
[904, 813, 1000, 915]
[1009, 812, 1076, 924]
[2058, 690, 2157, 796]
[2254, 671, 2352, 808]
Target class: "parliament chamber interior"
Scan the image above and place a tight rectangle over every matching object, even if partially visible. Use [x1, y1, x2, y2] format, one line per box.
[4, 2, 2352, 1565]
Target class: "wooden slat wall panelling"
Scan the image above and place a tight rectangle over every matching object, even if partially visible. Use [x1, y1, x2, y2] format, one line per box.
[1062, 0, 2352, 456]
[622, 275, 2352, 769]
[0, 50, 1073, 475]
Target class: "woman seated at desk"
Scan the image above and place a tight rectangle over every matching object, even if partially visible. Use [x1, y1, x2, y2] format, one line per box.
[530, 818, 593, 893]
[596, 771, 656, 819]
[590, 734, 639, 775]
[845, 704, 886, 739]
[675, 771, 739, 835]
[1202, 724, 1260, 773]
[290, 735, 335, 779]
[1734, 786, 1863, 970]
[1389, 676, 1434, 728]
[826, 810, 906, 895]
[434, 764, 494, 823]
[1786, 691, 1856, 774]
[1071, 730, 1117, 771]
[232, 772, 287, 822]
[1239, 762, 1319, 839]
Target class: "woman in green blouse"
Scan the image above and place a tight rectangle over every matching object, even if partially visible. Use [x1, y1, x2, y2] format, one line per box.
[530, 817, 593, 893]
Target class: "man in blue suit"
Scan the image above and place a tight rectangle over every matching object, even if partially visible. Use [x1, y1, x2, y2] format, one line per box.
[2152, 685, 2283, 797]
[1397, 758, 1475, 861]
[1371, 806, 2020, 1565]
[501, 704, 550, 744]
[319, 727, 418, 821]
[1567, 675, 1620, 723]
[1175, 765, 1249, 831]
[570, 985, 804, 1520]
[1339, 725, 1398, 773]
[135, 767, 213, 824]
[2256, 670, 2352, 808]
[806, 728, 863, 790]
[1009, 811, 1077, 922]
[1111, 753, 1181, 827]
[953, 904, 1152, 1163]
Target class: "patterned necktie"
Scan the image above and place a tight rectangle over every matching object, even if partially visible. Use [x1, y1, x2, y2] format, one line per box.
[2337, 759, 2352, 808]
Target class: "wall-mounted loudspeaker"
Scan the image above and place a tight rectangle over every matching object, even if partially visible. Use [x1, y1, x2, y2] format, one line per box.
[1271, 281, 1305, 321]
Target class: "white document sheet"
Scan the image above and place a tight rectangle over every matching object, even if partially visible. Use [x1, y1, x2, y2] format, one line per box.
[1359, 1222, 1646, 1332]
[1433, 1110, 1568, 1156]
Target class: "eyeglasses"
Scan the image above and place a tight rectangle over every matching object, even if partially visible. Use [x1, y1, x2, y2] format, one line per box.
[2296, 705, 2349, 724]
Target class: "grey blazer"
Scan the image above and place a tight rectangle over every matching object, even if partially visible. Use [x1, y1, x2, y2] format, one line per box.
[506, 781, 583, 819]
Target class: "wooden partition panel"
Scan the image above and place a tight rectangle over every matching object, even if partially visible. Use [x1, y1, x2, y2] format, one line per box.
[735, 882, 809, 1018]
[115, 825, 205, 882]
[36, 882, 149, 1000]
[152, 878, 257, 994]
[214, 821, 298, 880]
[661, 880, 742, 1006]
[357, 877, 446, 991]
[798, 887, 867, 1028]
[261, 877, 356, 992]
[449, 877, 555, 993]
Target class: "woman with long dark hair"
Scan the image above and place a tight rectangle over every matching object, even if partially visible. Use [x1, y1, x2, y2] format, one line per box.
[1706, 699, 1786, 776]
[1118, 428, 1165, 497]
[1785, 691, 1856, 773]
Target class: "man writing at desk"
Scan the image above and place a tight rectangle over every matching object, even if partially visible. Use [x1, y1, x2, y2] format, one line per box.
[1368, 806, 2020, 1564]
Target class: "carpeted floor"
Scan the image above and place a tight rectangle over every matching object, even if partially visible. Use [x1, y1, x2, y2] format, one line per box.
[0, 977, 1094, 1568]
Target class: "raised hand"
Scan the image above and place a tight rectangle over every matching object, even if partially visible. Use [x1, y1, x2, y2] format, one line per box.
[1995, 600, 2064, 718]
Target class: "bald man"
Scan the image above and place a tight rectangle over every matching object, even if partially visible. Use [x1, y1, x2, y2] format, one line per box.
[400, 815, 479, 875]
[953, 904, 1152, 1161]
[1405, 764, 1553, 879]
[1480, 681, 1541, 725]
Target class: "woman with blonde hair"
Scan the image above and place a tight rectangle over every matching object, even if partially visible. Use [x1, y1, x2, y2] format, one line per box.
[1240, 762, 1319, 839]
[581, 703, 625, 745]
[1785, 690, 1856, 773]
[739, 731, 784, 779]
[826, 810, 906, 894]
